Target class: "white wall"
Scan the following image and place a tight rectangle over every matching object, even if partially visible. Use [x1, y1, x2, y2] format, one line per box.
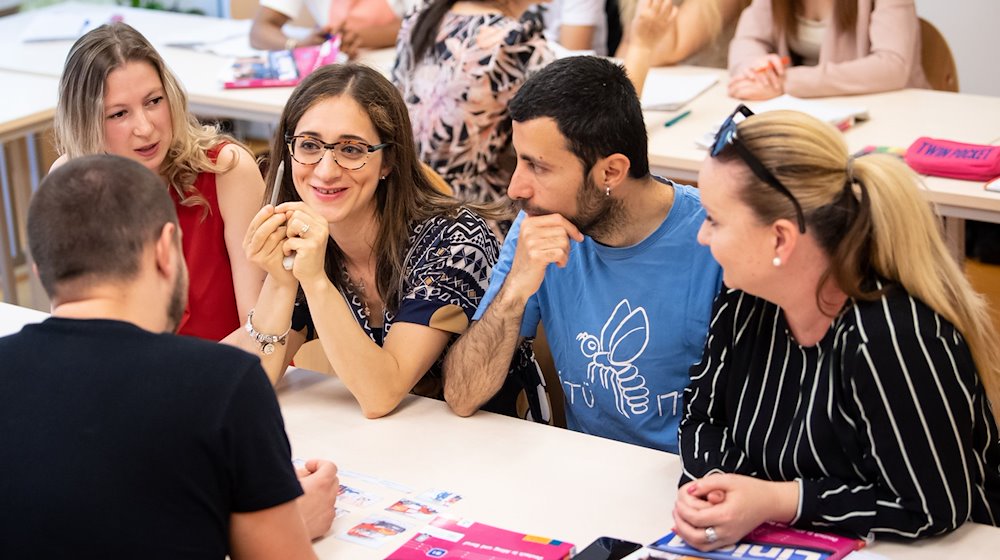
[915, 0, 1000, 96]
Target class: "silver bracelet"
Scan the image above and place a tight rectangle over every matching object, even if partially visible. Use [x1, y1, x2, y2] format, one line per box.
[245, 309, 291, 355]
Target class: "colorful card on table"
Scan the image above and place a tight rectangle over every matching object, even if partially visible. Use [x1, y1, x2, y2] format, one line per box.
[338, 515, 413, 549]
[337, 483, 382, 508]
[648, 523, 866, 560]
[385, 498, 441, 521]
[223, 37, 342, 89]
[416, 489, 463, 508]
[386, 516, 575, 560]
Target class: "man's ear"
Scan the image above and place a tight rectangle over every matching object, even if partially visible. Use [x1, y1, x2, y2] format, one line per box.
[153, 223, 180, 281]
[595, 153, 632, 191]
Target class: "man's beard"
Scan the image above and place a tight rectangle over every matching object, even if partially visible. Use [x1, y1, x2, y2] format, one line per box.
[166, 266, 187, 334]
[517, 173, 625, 240]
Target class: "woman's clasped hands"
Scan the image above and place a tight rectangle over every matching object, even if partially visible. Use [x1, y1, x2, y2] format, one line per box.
[244, 202, 329, 286]
[672, 474, 799, 551]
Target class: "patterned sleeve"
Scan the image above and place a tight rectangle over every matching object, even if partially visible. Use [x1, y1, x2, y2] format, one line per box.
[394, 209, 500, 333]
[679, 287, 755, 484]
[799, 291, 996, 538]
[488, 9, 555, 94]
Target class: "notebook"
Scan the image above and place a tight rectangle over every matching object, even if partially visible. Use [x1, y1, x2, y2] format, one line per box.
[20, 13, 100, 42]
[641, 72, 720, 111]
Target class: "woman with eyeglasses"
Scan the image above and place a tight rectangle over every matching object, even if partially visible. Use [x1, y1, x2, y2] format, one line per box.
[240, 64, 508, 419]
[727, 0, 930, 100]
[673, 107, 1000, 550]
[53, 23, 266, 342]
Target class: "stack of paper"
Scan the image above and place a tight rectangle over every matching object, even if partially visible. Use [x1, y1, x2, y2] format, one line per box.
[696, 94, 871, 149]
[752, 94, 869, 129]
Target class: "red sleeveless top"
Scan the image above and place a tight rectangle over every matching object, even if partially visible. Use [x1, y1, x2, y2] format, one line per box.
[169, 145, 240, 340]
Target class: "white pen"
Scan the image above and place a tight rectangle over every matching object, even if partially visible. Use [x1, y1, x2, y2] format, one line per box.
[269, 161, 296, 271]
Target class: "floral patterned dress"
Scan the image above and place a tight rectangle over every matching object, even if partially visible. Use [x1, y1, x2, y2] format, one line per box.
[392, 8, 553, 211]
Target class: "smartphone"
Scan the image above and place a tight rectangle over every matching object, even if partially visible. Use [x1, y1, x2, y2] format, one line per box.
[574, 536, 644, 560]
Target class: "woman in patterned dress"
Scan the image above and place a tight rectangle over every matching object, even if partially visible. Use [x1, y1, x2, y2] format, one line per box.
[392, 0, 553, 235]
[241, 64, 514, 419]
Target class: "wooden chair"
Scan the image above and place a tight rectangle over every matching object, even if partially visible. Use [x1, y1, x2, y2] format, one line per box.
[420, 162, 454, 196]
[919, 18, 959, 92]
[532, 325, 567, 428]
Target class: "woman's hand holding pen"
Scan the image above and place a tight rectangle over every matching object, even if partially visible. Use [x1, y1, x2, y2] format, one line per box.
[276, 201, 329, 288]
[244, 205, 297, 285]
[729, 54, 789, 100]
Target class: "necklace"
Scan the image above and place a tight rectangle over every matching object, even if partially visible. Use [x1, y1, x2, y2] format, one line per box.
[345, 272, 382, 320]
[346, 274, 370, 317]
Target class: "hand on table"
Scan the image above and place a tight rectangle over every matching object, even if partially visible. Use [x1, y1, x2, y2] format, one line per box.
[296, 459, 339, 540]
[729, 54, 787, 100]
[673, 474, 797, 551]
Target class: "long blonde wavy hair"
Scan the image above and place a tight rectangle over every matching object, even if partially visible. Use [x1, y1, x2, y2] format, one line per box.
[55, 22, 240, 216]
[723, 110, 1000, 424]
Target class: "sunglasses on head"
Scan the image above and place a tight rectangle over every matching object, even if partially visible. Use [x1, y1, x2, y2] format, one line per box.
[711, 104, 806, 233]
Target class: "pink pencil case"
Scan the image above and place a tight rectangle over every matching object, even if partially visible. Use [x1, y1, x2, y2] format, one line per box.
[905, 137, 1000, 181]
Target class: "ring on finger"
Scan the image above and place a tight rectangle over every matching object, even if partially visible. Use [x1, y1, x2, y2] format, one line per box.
[705, 526, 718, 544]
[300, 223, 310, 236]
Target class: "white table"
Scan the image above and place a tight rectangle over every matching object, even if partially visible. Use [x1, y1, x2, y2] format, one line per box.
[0, 301, 47, 336]
[274, 367, 1000, 559]
[0, 303, 998, 558]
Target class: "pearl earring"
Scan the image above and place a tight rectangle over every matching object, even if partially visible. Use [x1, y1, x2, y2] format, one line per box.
[605, 185, 611, 197]
[380, 175, 386, 180]
[772, 256, 782, 267]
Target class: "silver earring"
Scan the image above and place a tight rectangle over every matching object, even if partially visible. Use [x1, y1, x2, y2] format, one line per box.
[772, 256, 782, 267]
[605, 185, 611, 197]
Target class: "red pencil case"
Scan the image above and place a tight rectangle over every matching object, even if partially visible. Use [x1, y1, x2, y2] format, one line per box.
[905, 137, 1000, 181]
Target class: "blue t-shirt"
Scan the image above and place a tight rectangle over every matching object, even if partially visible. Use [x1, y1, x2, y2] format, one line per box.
[476, 181, 722, 452]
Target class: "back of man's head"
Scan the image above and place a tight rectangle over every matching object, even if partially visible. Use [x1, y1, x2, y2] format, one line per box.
[509, 56, 649, 179]
[28, 155, 178, 300]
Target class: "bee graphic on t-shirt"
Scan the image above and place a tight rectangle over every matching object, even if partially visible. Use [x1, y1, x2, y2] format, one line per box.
[576, 299, 651, 418]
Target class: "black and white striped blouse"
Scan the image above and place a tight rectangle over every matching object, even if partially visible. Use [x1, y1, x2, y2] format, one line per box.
[679, 285, 1000, 539]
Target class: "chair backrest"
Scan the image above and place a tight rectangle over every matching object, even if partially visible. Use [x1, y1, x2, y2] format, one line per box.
[514, 325, 567, 428]
[919, 17, 959, 92]
[420, 162, 455, 196]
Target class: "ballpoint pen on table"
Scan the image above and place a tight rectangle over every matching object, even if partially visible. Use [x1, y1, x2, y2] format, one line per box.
[663, 110, 692, 128]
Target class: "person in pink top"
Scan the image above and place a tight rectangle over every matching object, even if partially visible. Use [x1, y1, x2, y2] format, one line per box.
[250, 0, 414, 55]
[727, 0, 930, 100]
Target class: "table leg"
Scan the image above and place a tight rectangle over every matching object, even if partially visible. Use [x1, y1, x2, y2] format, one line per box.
[943, 216, 966, 268]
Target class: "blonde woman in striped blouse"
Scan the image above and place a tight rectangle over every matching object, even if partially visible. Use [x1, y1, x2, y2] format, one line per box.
[674, 106, 1000, 551]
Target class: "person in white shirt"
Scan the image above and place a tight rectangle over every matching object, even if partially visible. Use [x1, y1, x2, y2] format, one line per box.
[250, 0, 415, 54]
[542, 0, 609, 55]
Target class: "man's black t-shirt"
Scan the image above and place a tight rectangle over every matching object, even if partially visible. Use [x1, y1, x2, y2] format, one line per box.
[0, 318, 303, 558]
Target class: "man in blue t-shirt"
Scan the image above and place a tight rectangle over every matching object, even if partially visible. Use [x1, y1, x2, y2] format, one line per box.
[442, 57, 722, 453]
